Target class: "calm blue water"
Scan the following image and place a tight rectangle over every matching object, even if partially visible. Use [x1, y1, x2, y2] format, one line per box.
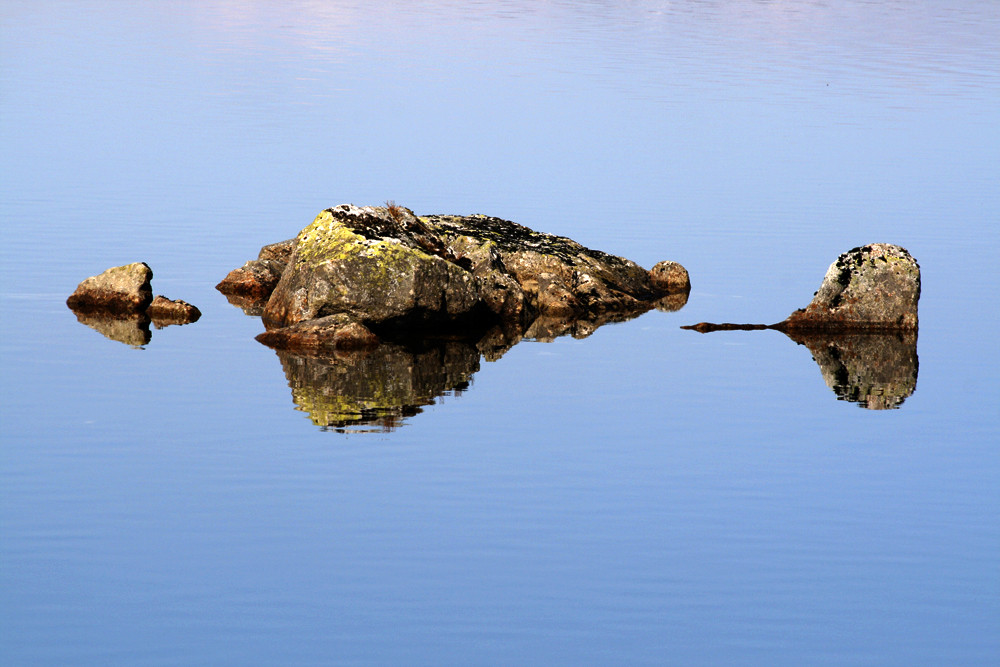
[2, 1, 998, 664]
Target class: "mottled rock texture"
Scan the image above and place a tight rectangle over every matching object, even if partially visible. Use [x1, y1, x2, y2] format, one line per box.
[66, 262, 153, 313]
[781, 244, 920, 331]
[649, 260, 690, 293]
[238, 204, 687, 349]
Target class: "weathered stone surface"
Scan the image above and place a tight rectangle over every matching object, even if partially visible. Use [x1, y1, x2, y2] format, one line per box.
[425, 213, 669, 317]
[274, 340, 479, 432]
[684, 244, 920, 334]
[215, 259, 286, 298]
[262, 205, 484, 331]
[66, 262, 153, 314]
[254, 205, 687, 339]
[148, 295, 201, 327]
[256, 313, 379, 352]
[258, 238, 296, 263]
[781, 244, 920, 331]
[649, 260, 690, 293]
[786, 330, 918, 410]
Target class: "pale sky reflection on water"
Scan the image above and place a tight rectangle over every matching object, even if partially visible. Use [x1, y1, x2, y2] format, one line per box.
[1, 1, 998, 665]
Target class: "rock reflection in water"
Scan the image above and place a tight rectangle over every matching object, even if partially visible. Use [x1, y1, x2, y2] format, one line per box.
[275, 341, 480, 432]
[265, 305, 675, 430]
[787, 331, 919, 410]
[71, 310, 152, 347]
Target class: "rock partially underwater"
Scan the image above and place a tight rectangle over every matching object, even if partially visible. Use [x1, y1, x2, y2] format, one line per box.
[684, 244, 920, 334]
[682, 243, 921, 409]
[67, 262, 153, 314]
[67, 263, 201, 345]
[219, 203, 691, 430]
[220, 204, 690, 351]
[782, 244, 919, 332]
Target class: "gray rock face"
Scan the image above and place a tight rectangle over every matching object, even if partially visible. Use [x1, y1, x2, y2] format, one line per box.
[781, 244, 920, 331]
[66, 262, 153, 313]
[248, 204, 687, 347]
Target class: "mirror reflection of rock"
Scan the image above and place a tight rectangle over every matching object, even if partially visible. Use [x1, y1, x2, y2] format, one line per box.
[786, 331, 918, 410]
[276, 341, 479, 433]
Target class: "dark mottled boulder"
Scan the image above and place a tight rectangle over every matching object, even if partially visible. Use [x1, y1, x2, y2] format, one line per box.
[66, 262, 153, 314]
[781, 244, 920, 331]
[425, 212, 669, 317]
[148, 295, 201, 327]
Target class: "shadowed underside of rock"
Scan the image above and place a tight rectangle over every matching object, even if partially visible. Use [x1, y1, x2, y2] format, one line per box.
[241, 204, 688, 348]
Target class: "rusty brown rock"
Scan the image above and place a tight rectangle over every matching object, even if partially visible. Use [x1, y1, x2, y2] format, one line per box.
[649, 260, 690, 293]
[215, 259, 286, 298]
[66, 262, 153, 314]
[147, 295, 201, 327]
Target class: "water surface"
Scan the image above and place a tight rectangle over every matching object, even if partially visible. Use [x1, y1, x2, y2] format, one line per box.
[2, 1, 998, 664]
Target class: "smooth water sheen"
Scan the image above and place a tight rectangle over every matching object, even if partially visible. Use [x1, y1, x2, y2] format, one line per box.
[2, 1, 998, 664]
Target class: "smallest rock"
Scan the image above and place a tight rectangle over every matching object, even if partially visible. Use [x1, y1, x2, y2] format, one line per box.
[148, 296, 202, 327]
[649, 260, 691, 293]
[67, 262, 153, 314]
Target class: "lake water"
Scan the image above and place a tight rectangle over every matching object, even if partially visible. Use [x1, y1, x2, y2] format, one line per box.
[2, 1, 998, 664]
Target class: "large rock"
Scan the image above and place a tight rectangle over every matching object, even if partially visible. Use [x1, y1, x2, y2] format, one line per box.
[66, 262, 153, 313]
[250, 204, 687, 347]
[262, 205, 484, 331]
[781, 244, 920, 331]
